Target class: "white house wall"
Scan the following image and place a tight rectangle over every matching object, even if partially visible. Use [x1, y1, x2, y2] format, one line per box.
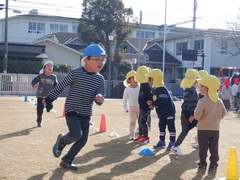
[7, 17, 43, 43]
[33, 41, 81, 68]
[0, 15, 79, 43]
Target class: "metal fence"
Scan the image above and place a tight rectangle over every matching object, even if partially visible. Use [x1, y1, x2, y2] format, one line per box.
[0, 73, 183, 99]
[0, 73, 116, 98]
[0, 73, 37, 96]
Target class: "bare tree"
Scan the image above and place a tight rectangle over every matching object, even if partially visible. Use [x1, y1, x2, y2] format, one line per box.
[214, 15, 240, 56]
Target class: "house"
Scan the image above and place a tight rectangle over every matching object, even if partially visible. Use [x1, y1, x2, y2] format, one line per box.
[0, 42, 47, 62]
[0, 13, 158, 70]
[0, 13, 79, 43]
[32, 32, 86, 68]
[1, 12, 240, 82]
[143, 27, 240, 82]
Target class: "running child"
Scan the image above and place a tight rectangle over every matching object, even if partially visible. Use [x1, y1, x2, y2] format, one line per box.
[43, 44, 106, 170]
[31, 60, 58, 127]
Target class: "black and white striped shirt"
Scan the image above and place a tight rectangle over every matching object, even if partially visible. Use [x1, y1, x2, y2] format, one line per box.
[46, 67, 105, 117]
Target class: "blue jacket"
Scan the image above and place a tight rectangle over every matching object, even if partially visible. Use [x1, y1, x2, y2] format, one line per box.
[152, 86, 175, 118]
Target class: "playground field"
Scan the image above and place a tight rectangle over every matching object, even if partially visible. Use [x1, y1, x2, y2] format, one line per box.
[0, 96, 239, 180]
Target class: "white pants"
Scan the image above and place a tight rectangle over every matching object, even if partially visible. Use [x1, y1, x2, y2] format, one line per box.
[129, 106, 139, 134]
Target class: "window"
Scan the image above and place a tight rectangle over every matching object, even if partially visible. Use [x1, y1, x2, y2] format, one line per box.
[145, 32, 154, 39]
[176, 42, 188, 55]
[28, 22, 45, 33]
[195, 40, 204, 54]
[70, 39, 82, 45]
[50, 24, 58, 32]
[136, 31, 155, 39]
[178, 68, 185, 79]
[220, 40, 227, 54]
[49, 23, 68, 32]
[72, 25, 78, 33]
[60, 25, 68, 32]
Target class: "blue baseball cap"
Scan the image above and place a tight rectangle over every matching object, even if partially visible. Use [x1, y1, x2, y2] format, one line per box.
[81, 44, 107, 67]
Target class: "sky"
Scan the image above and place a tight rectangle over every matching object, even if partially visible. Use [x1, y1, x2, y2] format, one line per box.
[0, 0, 239, 29]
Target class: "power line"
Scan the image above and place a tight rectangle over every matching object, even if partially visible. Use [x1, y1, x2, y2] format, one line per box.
[13, 0, 83, 10]
[6, 0, 83, 18]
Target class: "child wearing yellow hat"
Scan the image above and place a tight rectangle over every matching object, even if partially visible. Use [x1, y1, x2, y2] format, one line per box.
[134, 66, 152, 144]
[191, 70, 209, 148]
[171, 69, 199, 156]
[122, 70, 140, 140]
[146, 69, 176, 150]
[189, 75, 227, 171]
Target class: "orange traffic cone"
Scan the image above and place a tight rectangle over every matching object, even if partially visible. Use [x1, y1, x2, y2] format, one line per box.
[99, 114, 107, 132]
[62, 103, 66, 117]
[226, 147, 239, 180]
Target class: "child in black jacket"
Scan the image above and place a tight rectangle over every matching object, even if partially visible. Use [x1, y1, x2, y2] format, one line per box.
[147, 69, 176, 151]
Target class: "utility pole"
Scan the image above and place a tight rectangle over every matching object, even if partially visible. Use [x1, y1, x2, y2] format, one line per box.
[191, 0, 197, 68]
[137, 11, 142, 69]
[3, 0, 8, 73]
[162, 0, 167, 76]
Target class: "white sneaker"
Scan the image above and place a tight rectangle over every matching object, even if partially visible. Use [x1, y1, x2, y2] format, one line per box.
[191, 142, 199, 148]
[129, 133, 135, 140]
[171, 146, 185, 156]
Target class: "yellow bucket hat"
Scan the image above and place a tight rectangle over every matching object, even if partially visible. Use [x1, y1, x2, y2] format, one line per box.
[135, 65, 149, 83]
[198, 70, 208, 78]
[123, 70, 137, 87]
[197, 75, 220, 103]
[147, 69, 164, 88]
[180, 69, 199, 88]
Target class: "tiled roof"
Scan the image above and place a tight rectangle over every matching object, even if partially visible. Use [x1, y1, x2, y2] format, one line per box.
[53, 32, 80, 44]
[125, 37, 151, 52]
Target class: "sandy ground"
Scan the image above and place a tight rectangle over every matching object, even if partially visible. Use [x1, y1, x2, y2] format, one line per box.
[0, 96, 240, 180]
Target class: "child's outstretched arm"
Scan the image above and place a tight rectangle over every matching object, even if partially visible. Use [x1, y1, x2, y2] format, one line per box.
[31, 75, 40, 88]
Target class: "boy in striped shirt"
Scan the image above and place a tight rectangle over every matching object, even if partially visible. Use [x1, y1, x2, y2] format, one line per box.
[43, 44, 106, 170]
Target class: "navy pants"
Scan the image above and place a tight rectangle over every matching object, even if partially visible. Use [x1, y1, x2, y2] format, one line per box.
[60, 114, 90, 162]
[36, 97, 53, 123]
[158, 116, 176, 142]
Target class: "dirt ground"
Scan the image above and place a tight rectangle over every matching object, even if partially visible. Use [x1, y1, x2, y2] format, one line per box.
[0, 96, 240, 180]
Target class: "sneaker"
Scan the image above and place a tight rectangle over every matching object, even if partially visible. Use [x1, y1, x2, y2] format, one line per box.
[53, 134, 65, 158]
[137, 137, 150, 144]
[171, 146, 184, 156]
[60, 158, 78, 171]
[134, 135, 142, 142]
[153, 140, 165, 149]
[37, 122, 41, 128]
[166, 141, 174, 151]
[129, 133, 135, 140]
[209, 164, 218, 172]
[198, 164, 207, 171]
[191, 142, 199, 148]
